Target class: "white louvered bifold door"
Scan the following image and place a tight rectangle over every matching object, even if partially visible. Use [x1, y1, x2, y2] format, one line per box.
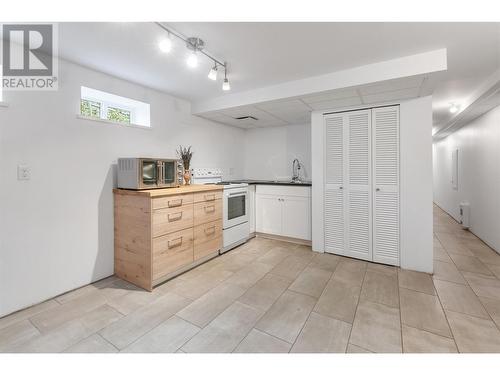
[345, 110, 372, 261]
[324, 113, 346, 255]
[372, 106, 400, 266]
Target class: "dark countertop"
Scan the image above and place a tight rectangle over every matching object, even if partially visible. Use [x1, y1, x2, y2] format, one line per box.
[224, 179, 312, 187]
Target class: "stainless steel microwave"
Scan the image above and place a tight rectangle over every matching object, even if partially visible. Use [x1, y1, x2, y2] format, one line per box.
[117, 158, 183, 189]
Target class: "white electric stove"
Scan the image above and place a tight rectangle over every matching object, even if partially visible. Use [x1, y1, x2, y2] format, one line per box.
[191, 168, 250, 253]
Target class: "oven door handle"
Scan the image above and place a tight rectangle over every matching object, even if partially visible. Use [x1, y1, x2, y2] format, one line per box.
[228, 192, 247, 197]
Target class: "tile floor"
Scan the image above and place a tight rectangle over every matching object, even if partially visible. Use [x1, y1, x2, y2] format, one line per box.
[2, 205, 500, 353]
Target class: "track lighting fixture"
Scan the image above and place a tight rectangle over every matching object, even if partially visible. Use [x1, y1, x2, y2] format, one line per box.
[222, 69, 230, 91]
[187, 51, 198, 68]
[449, 103, 459, 114]
[208, 63, 218, 80]
[155, 22, 231, 91]
[158, 35, 172, 53]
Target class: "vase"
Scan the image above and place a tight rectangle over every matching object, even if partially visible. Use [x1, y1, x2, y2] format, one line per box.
[183, 170, 191, 185]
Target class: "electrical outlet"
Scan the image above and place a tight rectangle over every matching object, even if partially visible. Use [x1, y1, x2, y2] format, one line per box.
[17, 165, 30, 180]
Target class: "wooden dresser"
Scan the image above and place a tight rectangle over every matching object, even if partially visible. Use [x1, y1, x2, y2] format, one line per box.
[113, 185, 223, 291]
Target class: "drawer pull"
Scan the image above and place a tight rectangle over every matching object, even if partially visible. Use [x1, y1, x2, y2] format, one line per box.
[168, 237, 183, 248]
[204, 194, 216, 201]
[168, 199, 183, 207]
[204, 226, 216, 235]
[204, 205, 216, 213]
[168, 212, 183, 222]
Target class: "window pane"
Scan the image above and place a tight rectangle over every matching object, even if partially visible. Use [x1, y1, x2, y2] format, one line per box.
[107, 106, 131, 124]
[80, 99, 101, 118]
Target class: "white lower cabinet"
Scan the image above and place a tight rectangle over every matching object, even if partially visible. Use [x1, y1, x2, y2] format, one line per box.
[255, 185, 311, 241]
[248, 184, 256, 235]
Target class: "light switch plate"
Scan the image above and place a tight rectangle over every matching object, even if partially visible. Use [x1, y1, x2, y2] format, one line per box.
[17, 164, 30, 180]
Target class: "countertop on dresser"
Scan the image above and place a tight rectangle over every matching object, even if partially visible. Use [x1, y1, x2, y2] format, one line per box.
[224, 179, 312, 187]
[113, 184, 223, 197]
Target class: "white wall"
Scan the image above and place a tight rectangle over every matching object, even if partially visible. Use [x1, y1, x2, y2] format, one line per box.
[0, 59, 246, 317]
[433, 105, 500, 252]
[244, 123, 311, 181]
[312, 96, 434, 273]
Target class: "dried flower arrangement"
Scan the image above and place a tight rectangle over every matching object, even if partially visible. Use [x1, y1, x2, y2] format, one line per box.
[177, 145, 193, 170]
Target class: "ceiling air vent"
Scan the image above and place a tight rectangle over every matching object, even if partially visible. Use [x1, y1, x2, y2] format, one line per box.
[234, 116, 258, 121]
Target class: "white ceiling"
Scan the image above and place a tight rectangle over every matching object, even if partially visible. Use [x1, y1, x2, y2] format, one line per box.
[198, 75, 428, 128]
[55, 22, 499, 130]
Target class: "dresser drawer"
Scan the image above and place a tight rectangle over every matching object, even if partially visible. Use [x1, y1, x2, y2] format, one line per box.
[193, 190, 222, 203]
[194, 200, 222, 226]
[152, 228, 194, 281]
[194, 220, 222, 260]
[152, 193, 193, 210]
[153, 205, 193, 237]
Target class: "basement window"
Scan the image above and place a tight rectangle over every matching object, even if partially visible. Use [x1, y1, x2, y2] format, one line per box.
[79, 86, 150, 127]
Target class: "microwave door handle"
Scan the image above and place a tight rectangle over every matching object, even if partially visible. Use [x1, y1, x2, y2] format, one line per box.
[157, 161, 163, 186]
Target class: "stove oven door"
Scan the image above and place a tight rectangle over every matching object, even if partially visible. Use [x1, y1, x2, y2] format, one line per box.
[223, 187, 248, 229]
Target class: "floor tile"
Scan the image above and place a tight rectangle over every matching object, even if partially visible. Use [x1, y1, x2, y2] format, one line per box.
[433, 279, 489, 318]
[346, 343, 373, 353]
[486, 264, 500, 279]
[234, 328, 291, 353]
[255, 290, 316, 344]
[360, 270, 399, 307]
[78, 304, 123, 333]
[238, 273, 291, 312]
[106, 288, 158, 315]
[224, 261, 274, 289]
[349, 301, 402, 353]
[398, 269, 435, 295]
[448, 253, 493, 276]
[182, 302, 263, 353]
[433, 260, 466, 285]
[446, 310, 500, 352]
[308, 253, 341, 272]
[288, 266, 332, 298]
[478, 296, 500, 327]
[255, 247, 290, 266]
[177, 282, 246, 327]
[30, 290, 107, 333]
[270, 255, 309, 281]
[332, 258, 367, 287]
[291, 312, 351, 353]
[100, 292, 191, 349]
[0, 320, 40, 352]
[122, 316, 200, 353]
[463, 272, 500, 300]
[0, 299, 60, 331]
[402, 325, 457, 353]
[433, 247, 452, 263]
[314, 280, 361, 324]
[367, 263, 397, 276]
[10, 319, 93, 353]
[163, 269, 233, 300]
[399, 288, 452, 338]
[65, 334, 118, 353]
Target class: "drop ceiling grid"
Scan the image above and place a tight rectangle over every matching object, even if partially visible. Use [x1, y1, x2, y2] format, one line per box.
[199, 75, 427, 129]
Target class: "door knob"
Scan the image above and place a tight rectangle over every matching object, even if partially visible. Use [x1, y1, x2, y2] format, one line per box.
[376, 188, 380, 192]
[339, 186, 343, 190]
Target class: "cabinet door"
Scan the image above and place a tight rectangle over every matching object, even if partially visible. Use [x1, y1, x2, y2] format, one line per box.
[282, 196, 311, 240]
[345, 110, 372, 261]
[324, 113, 346, 255]
[372, 106, 400, 266]
[256, 194, 282, 235]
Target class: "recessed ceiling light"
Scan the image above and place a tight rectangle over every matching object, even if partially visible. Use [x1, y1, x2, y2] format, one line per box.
[158, 37, 172, 53]
[449, 103, 459, 114]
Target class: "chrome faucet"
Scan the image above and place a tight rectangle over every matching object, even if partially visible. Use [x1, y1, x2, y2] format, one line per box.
[292, 158, 302, 182]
